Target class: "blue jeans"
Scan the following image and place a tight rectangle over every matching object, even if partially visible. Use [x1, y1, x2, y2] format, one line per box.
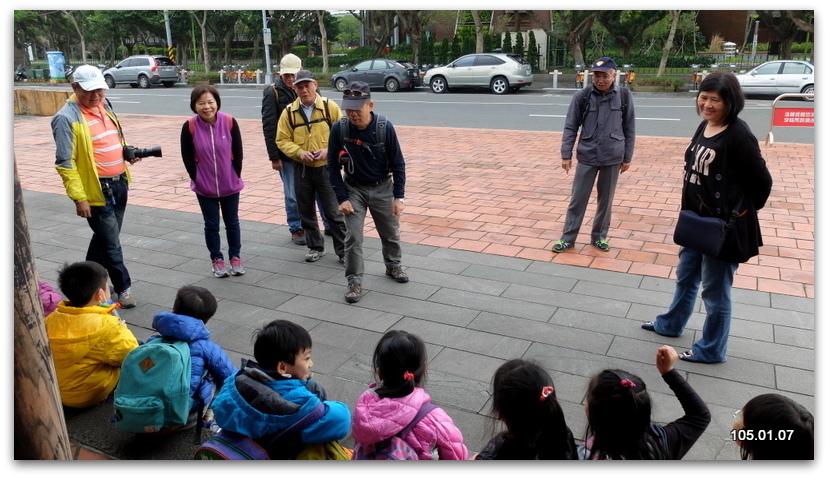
[280, 160, 330, 233]
[196, 193, 241, 260]
[653, 247, 739, 363]
[86, 176, 131, 294]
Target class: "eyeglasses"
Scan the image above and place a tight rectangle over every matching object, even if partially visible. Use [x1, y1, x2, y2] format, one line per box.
[733, 409, 744, 427]
[343, 89, 370, 98]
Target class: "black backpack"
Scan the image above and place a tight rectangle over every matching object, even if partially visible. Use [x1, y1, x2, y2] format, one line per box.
[339, 114, 388, 155]
[578, 85, 630, 130]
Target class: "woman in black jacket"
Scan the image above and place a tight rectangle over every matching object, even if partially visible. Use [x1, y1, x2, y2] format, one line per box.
[642, 72, 773, 363]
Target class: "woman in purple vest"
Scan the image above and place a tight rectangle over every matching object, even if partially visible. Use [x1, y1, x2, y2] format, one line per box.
[181, 85, 245, 277]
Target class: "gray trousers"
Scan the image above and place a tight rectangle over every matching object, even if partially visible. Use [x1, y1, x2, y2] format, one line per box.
[343, 179, 402, 285]
[294, 164, 347, 257]
[560, 162, 620, 244]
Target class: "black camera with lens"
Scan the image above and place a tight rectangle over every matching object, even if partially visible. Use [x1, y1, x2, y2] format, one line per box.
[123, 145, 162, 162]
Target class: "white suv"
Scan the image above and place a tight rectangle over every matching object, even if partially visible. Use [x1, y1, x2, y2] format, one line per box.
[424, 53, 533, 95]
[104, 55, 178, 89]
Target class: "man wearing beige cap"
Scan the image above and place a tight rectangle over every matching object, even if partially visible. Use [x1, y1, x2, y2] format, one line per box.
[262, 53, 330, 245]
[51, 65, 144, 307]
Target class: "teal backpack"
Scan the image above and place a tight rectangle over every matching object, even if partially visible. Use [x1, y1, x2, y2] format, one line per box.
[113, 338, 194, 434]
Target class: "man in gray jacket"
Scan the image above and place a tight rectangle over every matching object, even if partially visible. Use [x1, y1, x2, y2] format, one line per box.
[553, 57, 635, 253]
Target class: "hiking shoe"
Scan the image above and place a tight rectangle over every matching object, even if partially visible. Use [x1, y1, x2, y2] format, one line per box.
[291, 229, 306, 245]
[305, 249, 325, 262]
[229, 257, 245, 276]
[345, 281, 362, 303]
[212, 258, 229, 278]
[551, 241, 574, 253]
[593, 240, 611, 252]
[386, 266, 409, 283]
[118, 288, 137, 309]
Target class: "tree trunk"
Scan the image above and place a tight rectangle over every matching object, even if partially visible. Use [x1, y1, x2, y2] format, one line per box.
[13, 159, 72, 460]
[316, 10, 329, 74]
[471, 10, 484, 53]
[191, 11, 211, 73]
[657, 11, 681, 77]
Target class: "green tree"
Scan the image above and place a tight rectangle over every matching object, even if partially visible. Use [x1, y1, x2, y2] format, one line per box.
[514, 31, 524, 56]
[396, 11, 434, 66]
[439, 37, 451, 63]
[349, 10, 397, 57]
[502, 32, 512, 53]
[527, 30, 537, 69]
[597, 10, 667, 57]
[756, 10, 812, 59]
[336, 13, 361, 47]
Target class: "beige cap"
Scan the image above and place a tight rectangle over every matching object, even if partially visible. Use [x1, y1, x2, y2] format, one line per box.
[279, 53, 301, 74]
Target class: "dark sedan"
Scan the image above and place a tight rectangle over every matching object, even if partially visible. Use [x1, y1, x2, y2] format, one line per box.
[331, 58, 422, 92]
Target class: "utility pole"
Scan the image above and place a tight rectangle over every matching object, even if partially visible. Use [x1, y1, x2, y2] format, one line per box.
[751, 20, 760, 64]
[164, 10, 175, 62]
[262, 10, 273, 84]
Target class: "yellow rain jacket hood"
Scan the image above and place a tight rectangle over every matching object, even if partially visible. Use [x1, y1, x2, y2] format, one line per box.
[45, 301, 138, 408]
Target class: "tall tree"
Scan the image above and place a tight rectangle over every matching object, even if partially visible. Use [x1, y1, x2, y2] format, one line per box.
[190, 10, 211, 72]
[350, 10, 397, 57]
[657, 10, 681, 77]
[396, 10, 433, 66]
[209, 10, 243, 67]
[316, 10, 329, 74]
[755, 10, 806, 59]
[534, 11, 599, 67]
[597, 10, 667, 57]
[14, 160, 72, 460]
[266, 10, 312, 62]
[470, 10, 485, 53]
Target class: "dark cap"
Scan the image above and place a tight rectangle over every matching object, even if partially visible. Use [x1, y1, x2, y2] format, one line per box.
[590, 57, 617, 71]
[293, 70, 316, 84]
[341, 81, 371, 109]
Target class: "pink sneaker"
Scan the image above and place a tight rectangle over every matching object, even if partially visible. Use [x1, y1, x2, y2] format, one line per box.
[229, 257, 245, 276]
[212, 258, 229, 278]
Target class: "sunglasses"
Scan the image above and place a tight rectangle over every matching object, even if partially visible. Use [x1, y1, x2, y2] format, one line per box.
[343, 89, 370, 98]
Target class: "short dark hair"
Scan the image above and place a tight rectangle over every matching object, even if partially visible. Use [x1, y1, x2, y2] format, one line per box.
[740, 393, 814, 460]
[172, 285, 217, 322]
[253, 320, 312, 369]
[696, 71, 745, 125]
[57, 261, 108, 307]
[190, 85, 221, 114]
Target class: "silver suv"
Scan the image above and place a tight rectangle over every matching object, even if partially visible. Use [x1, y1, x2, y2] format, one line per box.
[424, 53, 533, 95]
[103, 55, 178, 89]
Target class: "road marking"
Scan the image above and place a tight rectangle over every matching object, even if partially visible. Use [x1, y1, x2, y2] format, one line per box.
[528, 114, 680, 121]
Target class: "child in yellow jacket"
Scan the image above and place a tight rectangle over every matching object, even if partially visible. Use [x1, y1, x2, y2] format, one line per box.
[45, 261, 139, 407]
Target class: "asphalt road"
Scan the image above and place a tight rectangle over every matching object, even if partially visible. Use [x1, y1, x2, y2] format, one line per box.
[30, 83, 815, 144]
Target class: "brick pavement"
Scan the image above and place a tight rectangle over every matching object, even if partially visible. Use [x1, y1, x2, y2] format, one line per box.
[14, 113, 814, 298]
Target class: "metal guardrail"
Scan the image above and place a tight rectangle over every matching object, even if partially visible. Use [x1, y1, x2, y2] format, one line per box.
[764, 93, 814, 146]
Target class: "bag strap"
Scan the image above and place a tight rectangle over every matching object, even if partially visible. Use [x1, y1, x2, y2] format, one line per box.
[397, 401, 437, 438]
[257, 401, 326, 450]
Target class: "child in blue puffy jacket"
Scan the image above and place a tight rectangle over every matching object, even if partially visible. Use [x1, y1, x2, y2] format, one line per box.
[211, 319, 351, 458]
[147, 285, 237, 426]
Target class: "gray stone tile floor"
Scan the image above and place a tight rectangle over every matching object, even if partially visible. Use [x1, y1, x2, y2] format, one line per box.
[22, 189, 815, 461]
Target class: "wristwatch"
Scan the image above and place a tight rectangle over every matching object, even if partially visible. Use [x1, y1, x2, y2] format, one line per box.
[395, 198, 405, 204]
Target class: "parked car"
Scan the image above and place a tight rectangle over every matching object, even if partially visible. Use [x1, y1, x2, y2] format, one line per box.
[103, 55, 178, 89]
[331, 58, 422, 92]
[736, 60, 814, 99]
[423, 53, 532, 95]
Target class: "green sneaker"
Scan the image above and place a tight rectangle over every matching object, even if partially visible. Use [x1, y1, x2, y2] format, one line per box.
[551, 241, 574, 253]
[593, 240, 610, 252]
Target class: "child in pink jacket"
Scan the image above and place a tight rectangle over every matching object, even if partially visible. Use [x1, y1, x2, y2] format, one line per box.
[351, 330, 468, 460]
